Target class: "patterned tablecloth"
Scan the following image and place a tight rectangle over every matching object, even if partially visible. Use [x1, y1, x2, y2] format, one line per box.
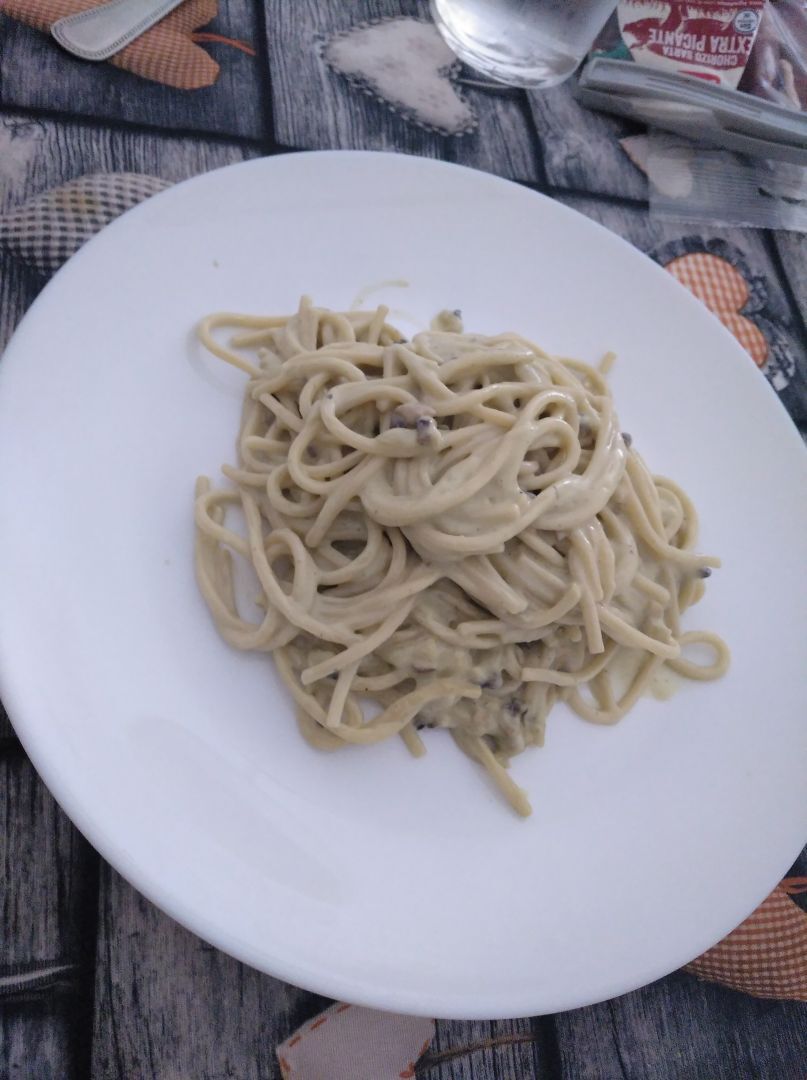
[1, 3, 805, 1079]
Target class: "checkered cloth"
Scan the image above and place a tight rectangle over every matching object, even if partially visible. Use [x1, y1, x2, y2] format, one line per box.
[685, 878, 807, 999]
[666, 252, 769, 366]
[4, 0, 221, 88]
[0, 173, 171, 273]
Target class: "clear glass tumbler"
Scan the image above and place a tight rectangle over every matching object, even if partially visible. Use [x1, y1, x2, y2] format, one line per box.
[430, 0, 618, 89]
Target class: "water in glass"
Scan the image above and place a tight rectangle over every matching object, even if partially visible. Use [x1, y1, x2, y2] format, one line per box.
[431, 0, 618, 88]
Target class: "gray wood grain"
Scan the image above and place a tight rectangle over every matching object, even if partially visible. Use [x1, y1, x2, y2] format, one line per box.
[90, 867, 329, 1080]
[0, 112, 261, 347]
[1, 761, 92, 968]
[265, 0, 541, 182]
[0, 124, 60, 751]
[0, 111, 262, 1080]
[1, 1003, 81, 1080]
[0, 3, 266, 140]
[90, 867, 559, 1080]
[0, 756, 89, 959]
[772, 231, 807, 331]
[1, 756, 93, 962]
[0, 702, 16, 746]
[554, 971, 807, 1080]
[0, 112, 260, 197]
[0, 132, 42, 750]
[557, 194, 807, 428]
[419, 1017, 555, 1079]
[527, 86, 646, 200]
[1, 754, 96, 1079]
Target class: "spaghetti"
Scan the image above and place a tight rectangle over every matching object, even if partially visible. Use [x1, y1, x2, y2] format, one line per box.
[194, 298, 729, 816]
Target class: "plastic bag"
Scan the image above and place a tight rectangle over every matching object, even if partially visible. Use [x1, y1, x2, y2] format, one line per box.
[581, 2, 807, 229]
[642, 132, 807, 232]
[740, 0, 807, 110]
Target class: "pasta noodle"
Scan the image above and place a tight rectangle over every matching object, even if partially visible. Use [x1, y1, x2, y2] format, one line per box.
[194, 297, 729, 817]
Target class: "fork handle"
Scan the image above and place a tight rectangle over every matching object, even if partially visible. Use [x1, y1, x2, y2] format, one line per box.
[51, 0, 187, 62]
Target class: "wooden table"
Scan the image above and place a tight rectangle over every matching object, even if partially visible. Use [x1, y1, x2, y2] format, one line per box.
[1, 4, 805, 1077]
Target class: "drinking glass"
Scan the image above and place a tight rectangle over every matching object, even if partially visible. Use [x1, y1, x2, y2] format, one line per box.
[431, 0, 618, 88]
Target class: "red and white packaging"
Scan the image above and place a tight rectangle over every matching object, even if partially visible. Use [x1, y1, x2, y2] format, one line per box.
[617, 1, 767, 88]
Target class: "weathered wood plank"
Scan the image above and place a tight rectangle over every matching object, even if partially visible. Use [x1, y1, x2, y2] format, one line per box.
[89, 870, 560, 1080]
[0, 4, 266, 140]
[0, 126, 44, 749]
[526, 87, 646, 200]
[555, 970, 807, 1080]
[0, 113, 261, 352]
[90, 867, 329, 1080]
[264, 0, 542, 182]
[1, 757, 93, 963]
[91, 867, 557, 1080]
[1, 129, 88, 1080]
[0, 754, 97, 1080]
[556, 194, 807, 429]
[771, 231, 807, 332]
[0, 110, 263, 1080]
[0, 701, 16, 746]
[0, 112, 260, 198]
[1, 1001, 83, 1080]
[419, 1016, 557, 1080]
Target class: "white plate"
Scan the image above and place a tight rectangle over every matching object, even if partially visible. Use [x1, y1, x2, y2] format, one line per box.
[1, 152, 805, 1019]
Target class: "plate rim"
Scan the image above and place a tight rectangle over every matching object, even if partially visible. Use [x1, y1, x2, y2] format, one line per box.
[1, 150, 805, 1019]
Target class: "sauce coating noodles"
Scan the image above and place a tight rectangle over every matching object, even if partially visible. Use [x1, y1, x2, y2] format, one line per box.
[194, 298, 729, 816]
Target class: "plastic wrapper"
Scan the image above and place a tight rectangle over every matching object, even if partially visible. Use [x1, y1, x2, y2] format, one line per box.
[634, 132, 807, 231]
[741, 0, 807, 109]
[591, 1, 807, 111]
[581, 3, 807, 230]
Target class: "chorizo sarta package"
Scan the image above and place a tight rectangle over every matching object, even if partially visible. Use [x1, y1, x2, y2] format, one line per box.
[577, 0, 807, 159]
[618, 0, 766, 89]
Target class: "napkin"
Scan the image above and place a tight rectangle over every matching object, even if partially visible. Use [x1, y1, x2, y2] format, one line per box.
[277, 1004, 434, 1080]
[3, 0, 254, 89]
[685, 877, 807, 999]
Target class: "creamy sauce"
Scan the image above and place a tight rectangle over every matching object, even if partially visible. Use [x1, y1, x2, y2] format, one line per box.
[195, 298, 729, 817]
